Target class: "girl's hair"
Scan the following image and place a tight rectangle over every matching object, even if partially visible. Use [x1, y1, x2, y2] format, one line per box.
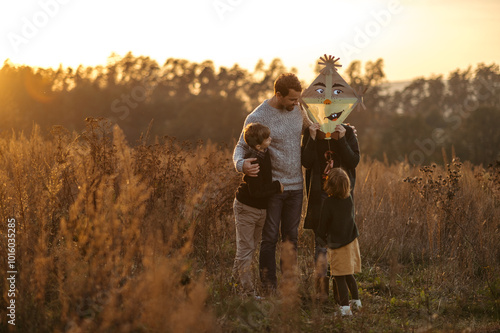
[323, 168, 351, 199]
[243, 122, 270, 148]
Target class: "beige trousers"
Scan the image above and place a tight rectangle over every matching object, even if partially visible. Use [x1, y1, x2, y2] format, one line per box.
[232, 199, 266, 293]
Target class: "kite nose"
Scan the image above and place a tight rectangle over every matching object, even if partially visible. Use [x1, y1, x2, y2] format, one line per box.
[323, 99, 332, 104]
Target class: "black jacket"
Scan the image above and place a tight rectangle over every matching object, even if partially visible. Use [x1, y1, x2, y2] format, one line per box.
[316, 195, 359, 249]
[235, 150, 282, 209]
[301, 124, 360, 230]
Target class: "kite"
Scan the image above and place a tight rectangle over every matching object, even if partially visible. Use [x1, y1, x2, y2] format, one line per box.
[301, 54, 366, 139]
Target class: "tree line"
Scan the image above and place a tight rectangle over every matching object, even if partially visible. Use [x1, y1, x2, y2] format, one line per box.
[0, 52, 498, 165]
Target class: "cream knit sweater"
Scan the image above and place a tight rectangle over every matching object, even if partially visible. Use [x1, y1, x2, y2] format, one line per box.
[233, 100, 305, 191]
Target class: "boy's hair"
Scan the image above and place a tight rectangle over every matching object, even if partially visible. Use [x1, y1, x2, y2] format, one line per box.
[274, 73, 302, 97]
[323, 168, 351, 199]
[243, 122, 270, 148]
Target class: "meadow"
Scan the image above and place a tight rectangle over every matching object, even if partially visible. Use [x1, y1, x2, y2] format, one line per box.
[0, 118, 498, 332]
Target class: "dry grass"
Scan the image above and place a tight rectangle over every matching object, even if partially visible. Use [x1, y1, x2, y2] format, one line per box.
[0, 119, 498, 332]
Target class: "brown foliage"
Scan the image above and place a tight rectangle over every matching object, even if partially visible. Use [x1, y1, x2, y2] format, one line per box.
[0, 120, 498, 332]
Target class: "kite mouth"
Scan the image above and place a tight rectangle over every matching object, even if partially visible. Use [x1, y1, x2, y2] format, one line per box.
[325, 111, 344, 121]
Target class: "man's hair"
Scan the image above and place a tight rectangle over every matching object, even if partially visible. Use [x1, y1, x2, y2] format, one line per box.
[274, 73, 302, 97]
[323, 168, 351, 199]
[243, 122, 270, 149]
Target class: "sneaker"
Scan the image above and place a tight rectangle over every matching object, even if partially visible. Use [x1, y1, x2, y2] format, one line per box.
[339, 305, 353, 316]
[349, 299, 362, 310]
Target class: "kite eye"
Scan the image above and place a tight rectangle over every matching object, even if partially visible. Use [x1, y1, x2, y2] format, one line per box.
[333, 89, 343, 95]
[315, 88, 324, 94]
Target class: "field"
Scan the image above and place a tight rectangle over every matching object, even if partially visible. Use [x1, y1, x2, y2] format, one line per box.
[0, 119, 499, 332]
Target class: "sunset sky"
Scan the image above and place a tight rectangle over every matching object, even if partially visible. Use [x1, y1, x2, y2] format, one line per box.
[1, 0, 499, 83]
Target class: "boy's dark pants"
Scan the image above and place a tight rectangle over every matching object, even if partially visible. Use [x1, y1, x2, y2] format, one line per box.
[259, 190, 303, 291]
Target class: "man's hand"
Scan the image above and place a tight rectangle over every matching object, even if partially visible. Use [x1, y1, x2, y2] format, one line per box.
[309, 123, 321, 140]
[334, 124, 346, 139]
[242, 158, 259, 177]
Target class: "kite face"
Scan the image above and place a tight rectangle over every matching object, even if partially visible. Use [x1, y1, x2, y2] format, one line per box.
[301, 55, 359, 139]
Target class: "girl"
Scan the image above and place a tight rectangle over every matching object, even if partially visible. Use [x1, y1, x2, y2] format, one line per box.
[315, 167, 362, 316]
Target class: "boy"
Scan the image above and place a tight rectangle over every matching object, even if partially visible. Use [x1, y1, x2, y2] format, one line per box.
[232, 122, 283, 296]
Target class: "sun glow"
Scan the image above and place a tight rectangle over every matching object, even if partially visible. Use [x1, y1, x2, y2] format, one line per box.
[0, 0, 499, 82]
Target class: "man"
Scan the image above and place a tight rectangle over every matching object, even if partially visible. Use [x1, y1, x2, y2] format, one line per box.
[233, 73, 306, 292]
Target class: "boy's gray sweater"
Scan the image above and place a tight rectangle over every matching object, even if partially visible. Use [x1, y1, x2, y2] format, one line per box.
[233, 100, 304, 191]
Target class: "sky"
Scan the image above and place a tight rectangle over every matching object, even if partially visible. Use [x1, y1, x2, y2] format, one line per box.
[0, 0, 499, 83]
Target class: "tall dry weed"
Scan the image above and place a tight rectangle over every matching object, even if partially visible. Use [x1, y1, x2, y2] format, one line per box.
[0, 120, 221, 332]
[358, 156, 499, 316]
[1, 120, 498, 331]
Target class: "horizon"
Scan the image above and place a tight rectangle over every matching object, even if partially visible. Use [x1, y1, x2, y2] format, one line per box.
[1, 51, 492, 85]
